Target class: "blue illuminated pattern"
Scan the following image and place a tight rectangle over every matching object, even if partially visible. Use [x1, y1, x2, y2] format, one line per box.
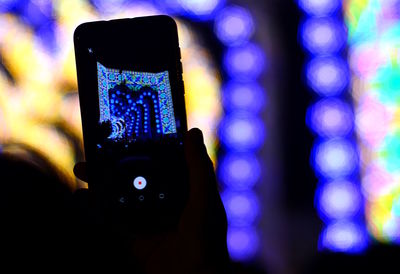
[298, 0, 367, 253]
[97, 62, 177, 142]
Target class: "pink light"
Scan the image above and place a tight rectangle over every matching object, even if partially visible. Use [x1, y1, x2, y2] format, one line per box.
[356, 95, 391, 148]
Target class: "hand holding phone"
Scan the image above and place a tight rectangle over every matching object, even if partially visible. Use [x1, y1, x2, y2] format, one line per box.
[74, 16, 188, 230]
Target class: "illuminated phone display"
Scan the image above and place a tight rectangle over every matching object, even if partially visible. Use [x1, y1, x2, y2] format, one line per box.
[97, 62, 178, 144]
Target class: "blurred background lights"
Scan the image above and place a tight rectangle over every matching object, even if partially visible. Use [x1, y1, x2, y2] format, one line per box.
[320, 221, 368, 253]
[307, 98, 353, 138]
[298, 0, 341, 17]
[345, 0, 400, 244]
[306, 57, 348, 96]
[300, 17, 345, 54]
[218, 153, 261, 190]
[222, 191, 259, 226]
[222, 81, 265, 113]
[227, 227, 259, 261]
[219, 113, 265, 151]
[0, 0, 266, 262]
[317, 180, 362, 220]
[91, 0, 127, 14]
[355, 95, 391, 147]
[314, 139, 358, 179]
[214, 5, 254, 46]
[224, 43, 265, 80]
[178, 0, 225, 20]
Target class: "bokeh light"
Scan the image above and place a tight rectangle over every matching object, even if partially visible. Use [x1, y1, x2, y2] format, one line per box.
[313, 139, 358, 179]
[320, 221, 368, 253]
[227, 227, 259, 261]
[214, 5, 254, 46]
[316, 180, 362, 220]
[222, 191, 259, 226]
[300, 17, 345, 54]
[346, 0, 400, 244]
[222, 81, 265, 113]
[219, 112, 265, 152]
[298, 0, 341, 17]
[307, 98, 354, 138]
[218, 153, 261, 190]
[223, 43, 265, 81]
[178, 0, 225, 20]
[306, 56, 349, 96]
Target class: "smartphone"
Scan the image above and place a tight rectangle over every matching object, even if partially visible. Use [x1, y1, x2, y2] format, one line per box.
[74, 16, 188, 230]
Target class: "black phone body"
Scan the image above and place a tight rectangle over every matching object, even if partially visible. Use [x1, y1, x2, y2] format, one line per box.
[74, 16, 188, 230]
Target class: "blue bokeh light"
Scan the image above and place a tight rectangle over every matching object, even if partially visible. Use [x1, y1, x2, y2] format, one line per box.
[152, 0, 185, 14]
[219, 112, 265, 152]
[224, 43, 265, 81]
[178, 0, 226, 21]
[214, 5, 254, 46]
[306, 56, 349, 96]
[316, 180, 362, 221]
[222, 191, 259, 226]
[312, 138, 358, 179]
[227, 227, 259, 261]
[91, 0, 127, 14]
[298, 0, 341, 17]
[300, 17, 345, 54]
[320, 221, 368, 253]
[222, 81, 265, 113]
[218, 153, 261, 190]
[307, 98, 354, 138]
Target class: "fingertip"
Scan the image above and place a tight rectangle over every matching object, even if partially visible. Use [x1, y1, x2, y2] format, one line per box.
[73, 162, 88, 182]
[186, 128, 204, 145]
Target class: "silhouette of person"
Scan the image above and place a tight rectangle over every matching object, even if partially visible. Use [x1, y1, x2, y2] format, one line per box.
[73, 128, 232, 273]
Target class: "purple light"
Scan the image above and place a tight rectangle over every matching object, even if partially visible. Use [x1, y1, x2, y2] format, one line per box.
[91, 0, 127, 13]
[223, 43, 265, 81]
[222, 81, 265, 113]
[320, 221, 368, 253]
[300, 17, 345, 54]
[20, 0, 53, 28]
[0, 0, 15, 13]
[316, 180, 362, 220]
[153, 0, 184, 14]
[218, 153, 261, 190]
[178, 0, 226, 21]
[214, 5, 254, 46]
[219, 112, 265, 152]
[298, 0, 341, 17]
[306, 56, 349, 96]
[307, 98, 353, 138]
[313, 138, 358, 179]
[227, 227, 259, 261]
[222, 191, 259, 226]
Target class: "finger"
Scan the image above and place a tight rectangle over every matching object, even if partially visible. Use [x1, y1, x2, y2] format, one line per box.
[73, 162, 88, 182]
[182, 128, 217, 223]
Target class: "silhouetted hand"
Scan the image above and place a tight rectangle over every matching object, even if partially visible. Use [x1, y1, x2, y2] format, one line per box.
[73, 128, 231, 274]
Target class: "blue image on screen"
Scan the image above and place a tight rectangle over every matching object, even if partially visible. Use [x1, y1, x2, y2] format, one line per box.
[97, 62, 177, 142]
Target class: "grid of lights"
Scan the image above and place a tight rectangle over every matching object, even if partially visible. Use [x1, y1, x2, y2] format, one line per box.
[298, 0, 368, 253]
[0, 0, 266, 261]
[345, 0, 400, 244]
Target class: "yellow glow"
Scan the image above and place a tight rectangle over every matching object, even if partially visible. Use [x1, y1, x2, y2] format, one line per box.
[0, 5, 222, 189]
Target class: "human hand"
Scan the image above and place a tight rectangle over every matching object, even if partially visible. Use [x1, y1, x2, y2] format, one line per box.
[73, 128, 231, 273]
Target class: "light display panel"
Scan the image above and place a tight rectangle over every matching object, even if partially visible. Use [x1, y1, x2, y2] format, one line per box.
[345, 0, 400, 243]
[299, 0, 368, 253]
[97, 63, 177, 142]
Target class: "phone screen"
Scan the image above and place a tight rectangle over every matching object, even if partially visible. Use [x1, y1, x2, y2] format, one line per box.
[97, 63, 178, 147]
[74, 16, 188, 226]
[75, 16, 186, 161]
